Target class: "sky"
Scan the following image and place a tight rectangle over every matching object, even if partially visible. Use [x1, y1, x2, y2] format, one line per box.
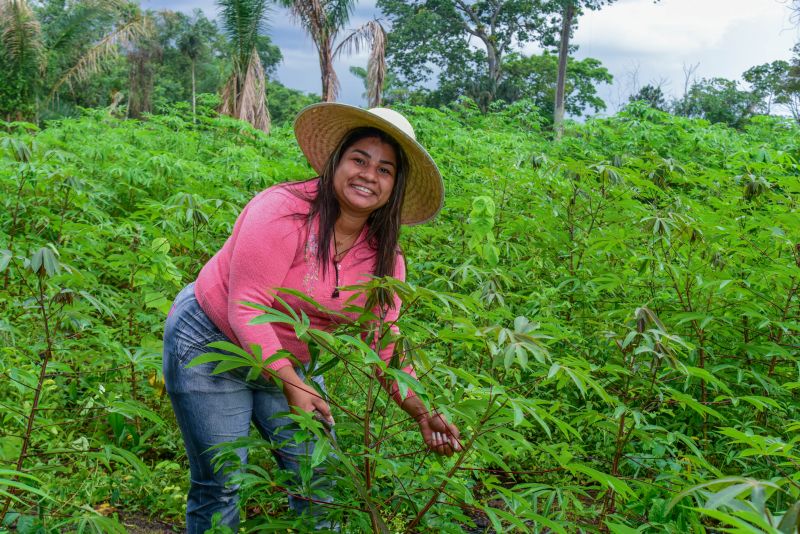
[143, 0, 800, 113]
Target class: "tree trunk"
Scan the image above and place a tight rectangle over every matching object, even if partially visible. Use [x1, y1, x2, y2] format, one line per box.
[191, 59, 196, 123]
[486, 40, 501, 102]
[554, 1, 575, 139]
[319, 39, 338, 102]
[217, 49, 270, 133]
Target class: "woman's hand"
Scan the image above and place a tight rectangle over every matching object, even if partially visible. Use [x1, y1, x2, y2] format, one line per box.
[400, 396, 462, 456]
[417, 412, 462, 456]
[274, 366, 334, 425]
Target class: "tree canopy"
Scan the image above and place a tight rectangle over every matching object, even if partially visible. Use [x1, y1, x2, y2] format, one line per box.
[378, 0, 555, 108]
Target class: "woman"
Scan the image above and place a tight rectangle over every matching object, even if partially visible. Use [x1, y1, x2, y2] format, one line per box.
[163, 103, 461, 532]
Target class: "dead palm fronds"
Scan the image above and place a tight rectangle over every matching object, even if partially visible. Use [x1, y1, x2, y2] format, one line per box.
[217, 0, 272, 132]
[49, 12, 153, 98]
[336, 19, 386, 107]
[0, 0, 46, 74]
[219, 47, 270, 131]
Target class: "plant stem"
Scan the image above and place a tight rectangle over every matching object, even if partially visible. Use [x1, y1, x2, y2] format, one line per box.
[0, 275, 54, 521]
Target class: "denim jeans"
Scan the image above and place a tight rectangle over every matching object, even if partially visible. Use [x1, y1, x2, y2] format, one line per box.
[163, 283, 332, 533]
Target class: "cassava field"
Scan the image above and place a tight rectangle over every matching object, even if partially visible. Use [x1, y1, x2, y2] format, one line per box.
[1, 101, 799, 533]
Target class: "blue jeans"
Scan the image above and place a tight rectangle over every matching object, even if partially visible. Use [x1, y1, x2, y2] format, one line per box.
[163, 283, 332, 533]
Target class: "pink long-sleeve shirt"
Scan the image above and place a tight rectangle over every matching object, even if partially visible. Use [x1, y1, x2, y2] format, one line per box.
[194, 179, 416, 402]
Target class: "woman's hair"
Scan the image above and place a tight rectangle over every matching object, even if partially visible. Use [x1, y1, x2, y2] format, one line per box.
[307, 127, 408, 291]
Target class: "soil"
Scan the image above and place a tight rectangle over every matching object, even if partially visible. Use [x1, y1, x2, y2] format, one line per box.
[117, 512, 179, 533]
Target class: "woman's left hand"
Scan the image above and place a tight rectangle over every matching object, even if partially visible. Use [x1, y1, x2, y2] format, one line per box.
[417, 413, 462, 456]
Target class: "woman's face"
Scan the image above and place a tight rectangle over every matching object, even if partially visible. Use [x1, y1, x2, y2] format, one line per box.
[332, 136, 397, 220]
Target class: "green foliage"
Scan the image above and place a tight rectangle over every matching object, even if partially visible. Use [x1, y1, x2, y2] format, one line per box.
[467, 196, 500, 265]
[0, 103, 799, 531]
[499, 52, 613, 121]
[349, 65, 406, 106]
[744, 61, 792, 113]
[0, 2, 286, 123]
[379, 0, 555, 108]
[266, 82, 319, 126]
[744, 57, 800, 122]
[674, 77, 763, 128]
[629, 84, 668, 111]
[218, 0, 271, 72]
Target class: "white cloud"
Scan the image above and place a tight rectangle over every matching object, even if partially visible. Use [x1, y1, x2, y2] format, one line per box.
[577, 0, 780, 55]
[569, 0, 799, 111]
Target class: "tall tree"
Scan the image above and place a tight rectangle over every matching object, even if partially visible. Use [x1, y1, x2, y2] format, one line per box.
[126, 10, 172, 118]
[379, 0, 552, 107]
[0, 0, 150, 121]
[178, 11, 213, 121]
[498, 52, 611, 120]
[0, 0, 46, 119]
[280, 0, 353, 102]
[338, 19, 387, 107]
[280, 0, 385, 103]
[217, 0, 271, 132]
[743, 60, 792, 115]
[549, 0, 625, 138]
[786, 44, 800, 122]
[674, 77, 761, 128]
[628, 83, 667, 111]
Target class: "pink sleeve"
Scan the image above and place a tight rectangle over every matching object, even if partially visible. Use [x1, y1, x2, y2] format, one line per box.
[227, 190, 299, 371]
[373, 254, 418, 404]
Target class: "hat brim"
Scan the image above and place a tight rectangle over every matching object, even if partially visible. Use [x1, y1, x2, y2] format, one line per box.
[293, 103, 443, 225]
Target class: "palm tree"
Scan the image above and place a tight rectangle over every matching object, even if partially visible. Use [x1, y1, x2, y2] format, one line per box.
[0, 0, 152, 121]
[0, 0, 46, 119]
[280, 0, 351, 102]
[217, 0, 271, 132]
[49, 6, 152, 99]
[337, 19, 386, 107]
[179, 31, 202, 120]
[178, 13, 211, 122]
[0, 0, 45, 74]
[282, 0, 386, 104]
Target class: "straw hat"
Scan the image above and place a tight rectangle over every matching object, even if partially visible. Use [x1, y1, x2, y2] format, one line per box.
[293, 103, 444, 225]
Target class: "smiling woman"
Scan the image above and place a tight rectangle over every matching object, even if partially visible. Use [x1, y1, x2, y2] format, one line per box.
[161, 103, 459, 532]
[333, 136, 397, 218]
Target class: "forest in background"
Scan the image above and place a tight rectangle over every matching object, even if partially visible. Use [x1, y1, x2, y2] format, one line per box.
[1, 0, 799, 130]
[1, 0, 800, 533]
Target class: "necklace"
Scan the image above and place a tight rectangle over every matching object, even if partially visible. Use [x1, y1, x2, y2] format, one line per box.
[331, 227, 361, 298]
[333, 227, 359, 261]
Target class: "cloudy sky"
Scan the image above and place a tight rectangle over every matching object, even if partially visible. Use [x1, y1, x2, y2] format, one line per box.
[143, 0, 799, 112]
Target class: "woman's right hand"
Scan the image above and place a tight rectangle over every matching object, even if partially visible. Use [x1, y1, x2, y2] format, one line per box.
[274, 366, 334, 425]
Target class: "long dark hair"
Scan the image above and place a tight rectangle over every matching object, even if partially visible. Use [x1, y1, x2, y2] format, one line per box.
[307, 127, 408, 298]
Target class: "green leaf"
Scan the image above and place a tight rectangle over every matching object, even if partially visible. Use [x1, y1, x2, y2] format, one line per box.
[107, 400, 163, 425]
[310, 438, 331, 468]
[30, 245, 60, 277]
[665, 388, 722, 419]
[777, 499, 800, 534]
[246, 305, 298, 325]
[0, 250, 11, 272]
[0, 469, 52, 503]
[144, 291, 172, 315]
[568, 464, 633, 498]
[206, 341, 252, 358]
[605, 522, 643, 534]
[151, 237, 170, 254]
[185, 352, 251, 370]
[385, 369, 425, 400]
[689, 507, 760, 531]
